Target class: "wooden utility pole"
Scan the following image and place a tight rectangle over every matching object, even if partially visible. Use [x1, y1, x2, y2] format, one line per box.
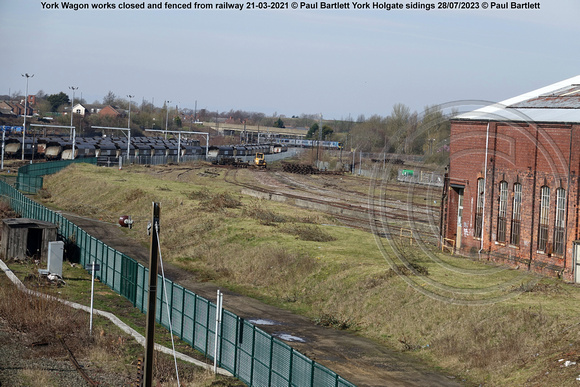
[144, 202, 160, 387]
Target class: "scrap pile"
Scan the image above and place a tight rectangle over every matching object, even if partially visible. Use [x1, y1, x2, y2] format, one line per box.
[281, 162, 343, 175]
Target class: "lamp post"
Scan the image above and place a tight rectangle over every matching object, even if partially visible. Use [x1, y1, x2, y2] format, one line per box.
[127, 95, 134, 160]
[69, 86, 78, 159]
[164, 100, 171, 139]
[21, 73, 34, 161]
[127, 95, 134, 129]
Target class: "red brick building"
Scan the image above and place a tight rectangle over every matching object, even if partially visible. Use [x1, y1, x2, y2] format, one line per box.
[441, 76, 580, 282]
[98, 105, 122, 118]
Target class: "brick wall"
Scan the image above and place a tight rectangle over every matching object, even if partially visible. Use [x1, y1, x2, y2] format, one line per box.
[443, 120, 580, 281]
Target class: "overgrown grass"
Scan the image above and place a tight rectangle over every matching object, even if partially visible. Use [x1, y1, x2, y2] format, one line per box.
[0, 263, 244, 386]
[35, 162, 580, 386]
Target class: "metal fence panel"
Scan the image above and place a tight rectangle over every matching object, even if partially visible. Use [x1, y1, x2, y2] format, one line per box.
[158, 276, 173, 329]
[194, 296, 210, 354]
[271, 339, 292, 384]
[171, 284, 184, 337]
[0, 164, 357, 387]
[291, 351, 313, 387]
[236, 320, 255, 385]
[219, 310, 238, 373]
[182, 290, 196, 346]
[207, 303, 217, 360]
[135, 264, 147, 312]
[313, 364, 338, 387]
[253, 330, 273, 386]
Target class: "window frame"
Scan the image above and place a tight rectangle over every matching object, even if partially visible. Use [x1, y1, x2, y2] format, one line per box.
[497, 181, 508, 243]
[538, 186, 550, 252]
[474, 178, 485, 239]
[510, 183, 522, 246]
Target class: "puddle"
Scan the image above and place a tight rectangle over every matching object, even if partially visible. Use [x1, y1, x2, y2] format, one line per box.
[247, 318, 279, 326]
[273, 333, 307, 343]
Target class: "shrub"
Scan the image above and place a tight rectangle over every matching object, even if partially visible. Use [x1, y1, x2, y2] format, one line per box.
[243, 199, 287, 225]
[281, 223, 336, 242]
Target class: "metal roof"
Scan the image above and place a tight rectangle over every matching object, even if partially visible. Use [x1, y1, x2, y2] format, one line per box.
[456, 75, 580, 123]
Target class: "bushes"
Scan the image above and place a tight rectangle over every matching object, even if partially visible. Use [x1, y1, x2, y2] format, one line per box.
[189, 188, 242, 211]
[280, 223, 336, 242]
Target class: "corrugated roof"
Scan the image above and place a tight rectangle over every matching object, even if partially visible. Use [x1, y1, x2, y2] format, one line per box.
[456, 75, 580, 123]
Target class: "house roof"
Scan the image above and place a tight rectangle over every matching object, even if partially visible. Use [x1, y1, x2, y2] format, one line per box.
[456, 75, 580, 124]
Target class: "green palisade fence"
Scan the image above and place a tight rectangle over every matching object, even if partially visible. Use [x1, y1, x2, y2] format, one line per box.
[17, 158, 98, 194]
[0, 161, 355, 387]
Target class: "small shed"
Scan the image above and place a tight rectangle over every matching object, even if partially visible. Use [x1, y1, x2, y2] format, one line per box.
[0, 218, 58, 262]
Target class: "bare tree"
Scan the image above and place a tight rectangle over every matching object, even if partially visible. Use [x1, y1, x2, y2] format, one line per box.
[103, 91, 116, 106]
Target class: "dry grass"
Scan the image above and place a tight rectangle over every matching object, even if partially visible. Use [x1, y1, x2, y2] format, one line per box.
[36, 162, 580, 386]
[243, 198, 288, 225]
[0, 278, 89, 345]
[0, 199, 17, 218]
[0, 268, 244, 387]
[18, 369, 57, 387]
[280, 223, 337, 242]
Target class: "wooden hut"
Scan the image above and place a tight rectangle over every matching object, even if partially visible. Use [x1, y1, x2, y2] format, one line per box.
[0, 218, 58, 262]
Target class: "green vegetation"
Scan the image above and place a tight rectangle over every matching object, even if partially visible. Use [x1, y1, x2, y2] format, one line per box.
[35, 162, 580, 386]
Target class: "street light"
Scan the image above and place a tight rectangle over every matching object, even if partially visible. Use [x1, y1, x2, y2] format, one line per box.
[69, 86, 78, 159]
[165, 100, 171, 139]
[21, 73, 34, 161]
[127, 95, 134, 161]
[127, 95, 134, 129]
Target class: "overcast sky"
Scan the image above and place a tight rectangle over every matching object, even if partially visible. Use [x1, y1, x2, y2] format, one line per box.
[1, 1, 578, 120]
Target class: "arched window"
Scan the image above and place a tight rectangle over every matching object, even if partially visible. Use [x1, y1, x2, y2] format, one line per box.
[497, 181, 508, 242]
[553, 188, 566, 255]
[538, 186, 550, 252]
[510, 183, 522, 245]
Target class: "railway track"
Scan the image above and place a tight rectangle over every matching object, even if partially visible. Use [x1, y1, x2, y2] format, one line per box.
[269, 170, 439, 219]
[223, 168, 441, 242]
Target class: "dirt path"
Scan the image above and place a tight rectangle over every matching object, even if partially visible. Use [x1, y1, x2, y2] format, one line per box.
[63, 212, 462, 387]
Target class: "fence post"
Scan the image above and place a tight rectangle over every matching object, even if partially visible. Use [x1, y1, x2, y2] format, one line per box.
[191, 293, 197, 347]
[204, 298, 211, 354]
[180, 286, 186, 340]
[288, 347, 293, 386]
[268, 336, 273, 386]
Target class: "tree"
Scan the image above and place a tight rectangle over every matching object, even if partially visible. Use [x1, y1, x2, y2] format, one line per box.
[46, 92, 70, 112]
[273, 117, 285, 128]
[306, 123, 318, 139]
[419, 105, 451, 155]
[103, 91, 116, 106]
[306, 123, 334, 140]
[174, 115, 182, 128]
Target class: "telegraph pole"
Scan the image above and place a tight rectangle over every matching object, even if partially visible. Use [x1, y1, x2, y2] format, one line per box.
[316, 113, 322, 168]
[144, 202, 160, 387]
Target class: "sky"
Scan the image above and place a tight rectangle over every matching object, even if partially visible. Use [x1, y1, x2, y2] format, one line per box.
[1, 0, 579, 120]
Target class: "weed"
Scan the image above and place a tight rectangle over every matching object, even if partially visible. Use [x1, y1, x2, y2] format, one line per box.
[243, 199, 287, 225]
[188, 187, 212, 200]
[389, 263, 429, 277]
[314, 313, 352, 330]
[0, 199, 17, 218]
[19, 369, 57, 387]
[124, 188, 146, 202]
[280, 223, 336, 242]
[0, 279, 90, 352]
[196, 191, 242, 211]
[37, 188, 52, 199]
